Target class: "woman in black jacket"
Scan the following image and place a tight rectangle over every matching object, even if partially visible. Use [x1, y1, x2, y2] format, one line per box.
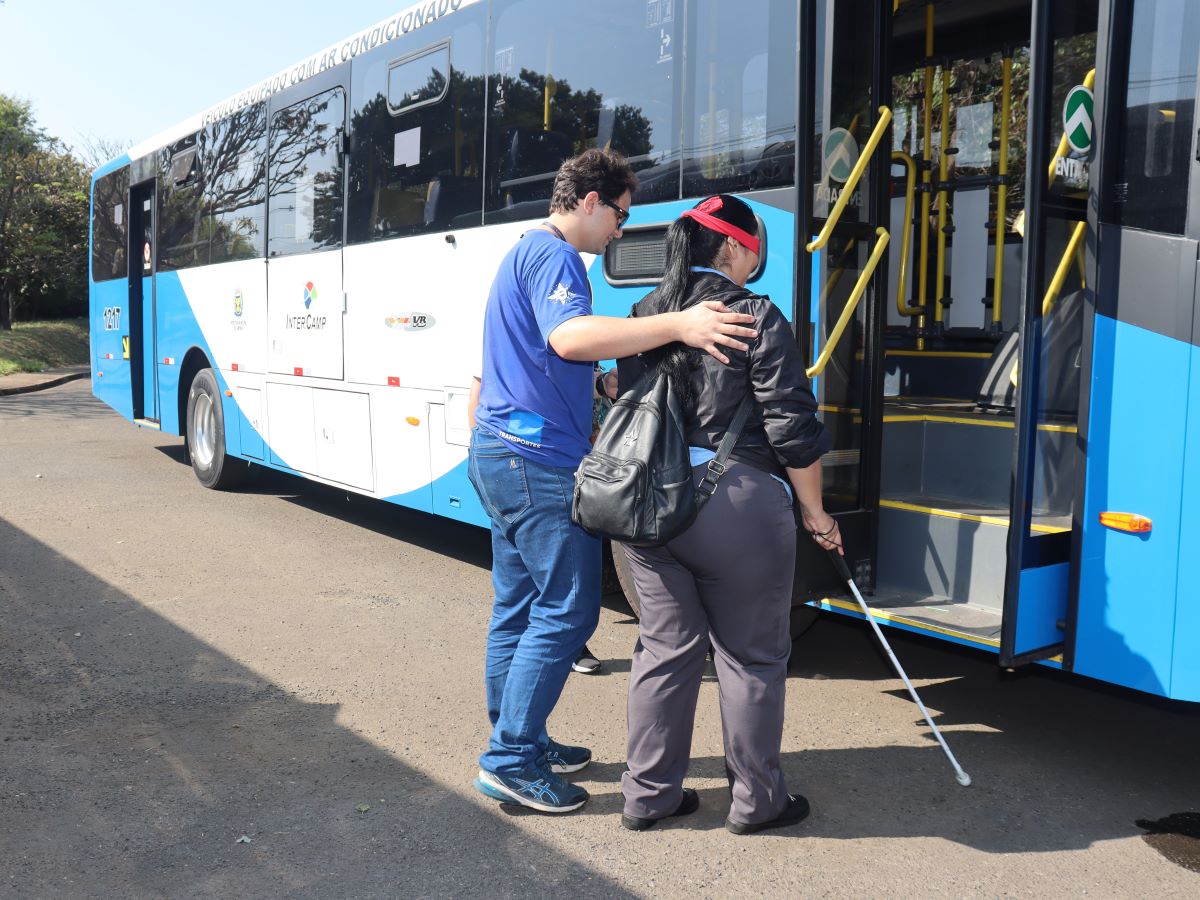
[617, 194, 840, 835]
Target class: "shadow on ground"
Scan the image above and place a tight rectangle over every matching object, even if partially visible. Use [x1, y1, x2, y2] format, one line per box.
[0, 516, 634, 898]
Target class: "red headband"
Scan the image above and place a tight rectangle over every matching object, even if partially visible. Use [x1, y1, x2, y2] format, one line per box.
[679, 196, 761, 255]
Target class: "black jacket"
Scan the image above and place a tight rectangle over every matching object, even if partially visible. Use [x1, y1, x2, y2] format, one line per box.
[618, 272, 831, 478]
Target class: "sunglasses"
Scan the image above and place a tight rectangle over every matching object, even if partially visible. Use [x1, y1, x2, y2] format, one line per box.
[597, 195, 631, 227]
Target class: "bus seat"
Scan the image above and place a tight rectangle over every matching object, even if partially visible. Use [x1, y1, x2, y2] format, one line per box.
[424, 173, 482, 227]
[976, 289, 1087, 417]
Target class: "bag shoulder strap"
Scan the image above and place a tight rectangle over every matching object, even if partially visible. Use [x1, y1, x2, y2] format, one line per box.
[694, 393, 754, 508]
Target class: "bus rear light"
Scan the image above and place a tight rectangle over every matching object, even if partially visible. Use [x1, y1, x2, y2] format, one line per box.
[405, 416, 420, 426]
[163, 357, 175, 365]
[294, 367, 304, 376]
[1100, 512, 1152, 533]
[387, 376, 400, 387]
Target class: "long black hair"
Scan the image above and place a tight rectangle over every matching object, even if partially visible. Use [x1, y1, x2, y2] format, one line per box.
[637, 194, 758, 411]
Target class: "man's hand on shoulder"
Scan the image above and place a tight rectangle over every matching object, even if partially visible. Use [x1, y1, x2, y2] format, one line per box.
[674, 301, 758, 365]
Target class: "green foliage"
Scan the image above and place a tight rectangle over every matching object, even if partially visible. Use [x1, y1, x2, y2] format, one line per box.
[0, 318, 89, 376]
[0, 94, 91, 330]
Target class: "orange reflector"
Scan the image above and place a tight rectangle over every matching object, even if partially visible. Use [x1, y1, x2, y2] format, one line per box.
[224, 390, 233, 397]
[406, 416, 421, 426]
[1099, 512, 1152, 533]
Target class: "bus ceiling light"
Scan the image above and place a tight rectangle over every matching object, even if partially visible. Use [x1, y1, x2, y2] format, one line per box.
[1100, 512, 1152, 533]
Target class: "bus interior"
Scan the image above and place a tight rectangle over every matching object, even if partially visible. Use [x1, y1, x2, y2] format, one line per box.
[797, 0, 1101, 660]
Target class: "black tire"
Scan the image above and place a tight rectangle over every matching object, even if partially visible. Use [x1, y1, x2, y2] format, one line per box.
[185, 368, 248, 490]
[610, 541, 642, 619]
[790, 604, 820, 641]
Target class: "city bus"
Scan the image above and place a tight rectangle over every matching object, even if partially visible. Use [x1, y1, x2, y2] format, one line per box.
[89, 0, 1200, 703]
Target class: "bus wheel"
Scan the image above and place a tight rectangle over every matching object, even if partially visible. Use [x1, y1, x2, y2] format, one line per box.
[790, 604, 819, 641]
[610, 542, 642, 619]
[185, 368, 246, 490]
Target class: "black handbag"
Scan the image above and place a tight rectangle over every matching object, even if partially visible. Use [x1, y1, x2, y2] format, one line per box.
[571, 366, 753, 547]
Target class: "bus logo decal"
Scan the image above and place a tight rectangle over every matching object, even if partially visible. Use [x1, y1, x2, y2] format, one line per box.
[385, 313, 436, 331]
[233, 291, 244, 317]
[304, 281, 318, 309]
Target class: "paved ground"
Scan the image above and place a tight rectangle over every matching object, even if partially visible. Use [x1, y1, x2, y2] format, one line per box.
[2, 380, 1199, 898]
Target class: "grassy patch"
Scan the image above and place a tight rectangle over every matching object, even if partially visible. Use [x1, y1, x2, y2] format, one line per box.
[0, 319, 90, 377]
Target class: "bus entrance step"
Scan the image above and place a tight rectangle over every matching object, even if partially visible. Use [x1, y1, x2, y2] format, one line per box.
[815, 586, 1002, 652]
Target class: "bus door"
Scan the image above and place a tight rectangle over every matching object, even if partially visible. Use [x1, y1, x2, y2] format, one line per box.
[792, 0, 892, 599]
[127, 180, 158, 422]
[1001, 0, 1098, 666]
[266, 71, 348, 381]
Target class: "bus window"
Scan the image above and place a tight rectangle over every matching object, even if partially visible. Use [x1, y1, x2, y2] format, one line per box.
[485, 0, 681, 221]
[387, 43, 450, 115]
[348, 8, 485, 243]
[1111, 0, 1200, 234]
[158, 134, 207, 271]
[91, 168, 128, 282]
[204, 102, 267, 263]
[684, 0, 797, 197]
[268, 88, 345, 257]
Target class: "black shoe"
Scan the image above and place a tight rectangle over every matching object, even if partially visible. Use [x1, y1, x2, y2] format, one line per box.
[572, 644, 602, 674]
[621, 788, 700, 831]
[725, 793, 810, 835]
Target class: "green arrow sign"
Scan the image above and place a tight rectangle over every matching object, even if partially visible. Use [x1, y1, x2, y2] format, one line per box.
[823, 128, 859, 183]
[1063, 85, 1094, 153]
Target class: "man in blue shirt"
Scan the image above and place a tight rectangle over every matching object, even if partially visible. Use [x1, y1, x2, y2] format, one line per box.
[469, 150, 757, 813]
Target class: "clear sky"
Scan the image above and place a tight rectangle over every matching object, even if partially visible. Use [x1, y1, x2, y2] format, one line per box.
[0, 0, 410, 161]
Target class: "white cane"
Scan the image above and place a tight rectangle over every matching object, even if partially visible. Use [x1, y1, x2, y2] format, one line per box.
[828, 551, 972, 787]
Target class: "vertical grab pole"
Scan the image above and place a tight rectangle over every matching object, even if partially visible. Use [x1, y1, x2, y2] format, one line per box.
[934, 61, 951, 330]
[991, 53, 1012, 329]
[917, 1, 935, 342]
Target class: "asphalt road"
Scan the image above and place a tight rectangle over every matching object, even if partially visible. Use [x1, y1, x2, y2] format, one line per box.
[2, 380, 1199, 898]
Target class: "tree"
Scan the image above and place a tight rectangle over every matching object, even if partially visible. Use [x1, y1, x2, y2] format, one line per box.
[0, 95, 90, 329]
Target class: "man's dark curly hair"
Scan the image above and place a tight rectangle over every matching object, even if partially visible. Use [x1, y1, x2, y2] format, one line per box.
[549, 148, 639, 214]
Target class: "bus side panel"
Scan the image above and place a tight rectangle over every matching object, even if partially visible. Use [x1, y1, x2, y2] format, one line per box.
[1170, 339, 1200, 702]
[1075, 314, 1187, 698]
[90, 278, 133, 420]
[155, 269, 263, 460]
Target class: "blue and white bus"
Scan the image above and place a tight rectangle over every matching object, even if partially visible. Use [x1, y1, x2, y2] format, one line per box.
[90, 0, 1200, 703]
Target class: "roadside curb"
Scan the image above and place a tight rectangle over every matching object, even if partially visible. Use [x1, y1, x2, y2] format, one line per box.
[0, 368, 90, 398]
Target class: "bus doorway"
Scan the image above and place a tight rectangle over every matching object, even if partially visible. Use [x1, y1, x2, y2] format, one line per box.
[802, 0, 1096, 665]
[127, 181, 158, 423]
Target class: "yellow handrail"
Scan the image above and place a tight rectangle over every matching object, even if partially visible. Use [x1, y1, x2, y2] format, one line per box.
[917, 2, 935, 345]
[807, 106, 893, 252]
[1048, 68, 1095, 183]
[934, 64, 951, 325]
[820, 238, 859, 308]
[1042, 220, 1087, 316]
[892, 151, 922, 316]
[991, 54, 1012, 326]
[808, 228, 891, 378]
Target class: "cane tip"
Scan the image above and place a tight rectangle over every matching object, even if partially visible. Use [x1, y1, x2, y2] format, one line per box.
[956, 771, 972, 787]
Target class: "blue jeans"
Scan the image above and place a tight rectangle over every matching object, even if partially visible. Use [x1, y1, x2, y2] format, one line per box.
[467, 426, 601, 774]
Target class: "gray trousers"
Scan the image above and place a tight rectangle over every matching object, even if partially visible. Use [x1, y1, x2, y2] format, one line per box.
[621, 461, 798, 825]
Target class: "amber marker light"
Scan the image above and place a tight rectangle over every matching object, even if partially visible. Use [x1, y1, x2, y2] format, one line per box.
[405, 416, 421, 426]
[1099, 512, 1152, 533]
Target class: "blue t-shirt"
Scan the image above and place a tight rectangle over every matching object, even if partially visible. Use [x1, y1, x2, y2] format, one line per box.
[475, 229, 595, 468]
